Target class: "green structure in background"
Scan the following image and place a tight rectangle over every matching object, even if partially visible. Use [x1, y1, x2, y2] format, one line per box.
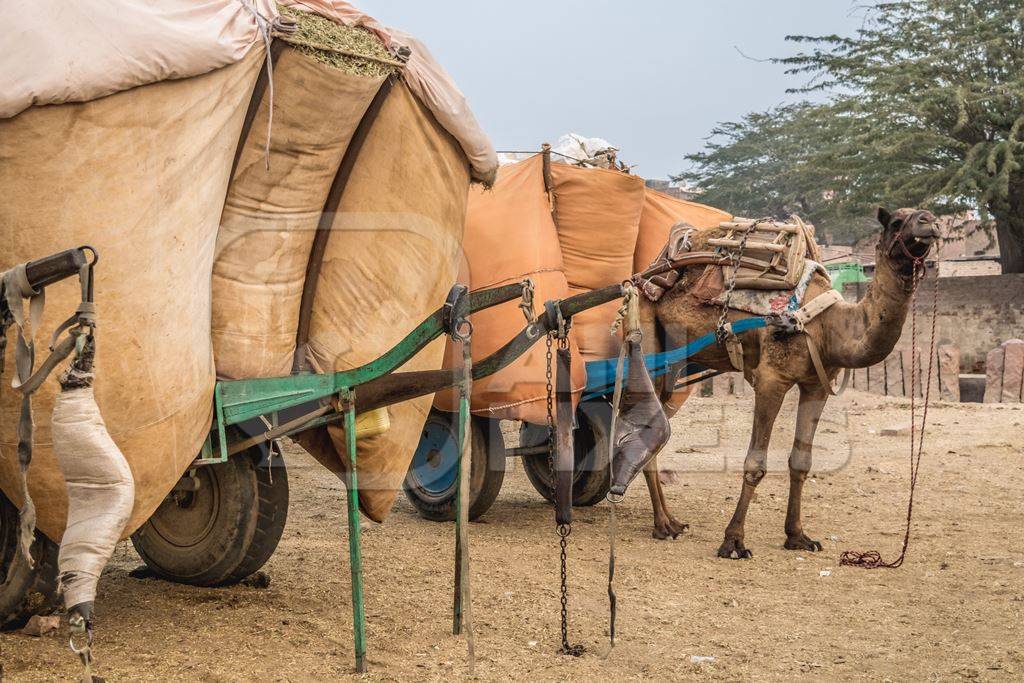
[826, 262, 869, 293]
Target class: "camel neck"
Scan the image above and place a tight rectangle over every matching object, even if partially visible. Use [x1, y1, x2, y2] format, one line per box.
[823, 249, 916, 369]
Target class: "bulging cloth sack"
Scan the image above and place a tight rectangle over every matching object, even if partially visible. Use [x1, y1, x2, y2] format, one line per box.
[635, 188, 731, 413]
[52, 387, 134, 612]
[0, 50, 263, 541]
[551, 164, 645, 362]
[433, 155, 586, 424]
[634, 188, 733, 272]
[212, 46, 387, 379]
[293, 81, 470, 522]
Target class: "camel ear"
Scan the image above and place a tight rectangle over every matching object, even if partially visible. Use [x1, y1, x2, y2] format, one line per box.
[876, 207, 892, 228]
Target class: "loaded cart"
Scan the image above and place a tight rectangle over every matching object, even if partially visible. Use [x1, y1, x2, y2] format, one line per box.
[1, 244, 635, 671]
[133, 277, 633, 670]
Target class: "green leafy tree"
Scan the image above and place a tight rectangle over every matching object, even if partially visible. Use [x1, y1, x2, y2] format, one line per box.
[682, 0, 1024, 271]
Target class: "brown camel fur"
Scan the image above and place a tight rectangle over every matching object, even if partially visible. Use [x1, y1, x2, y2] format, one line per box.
[638, 208, 940, 556]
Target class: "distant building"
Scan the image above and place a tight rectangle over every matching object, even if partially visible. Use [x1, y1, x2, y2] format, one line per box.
[644, 178, 702, 202]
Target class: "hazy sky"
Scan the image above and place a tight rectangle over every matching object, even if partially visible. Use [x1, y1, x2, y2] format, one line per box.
[358, 1, 866, 179]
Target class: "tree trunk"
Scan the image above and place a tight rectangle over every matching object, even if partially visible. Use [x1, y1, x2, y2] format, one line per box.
[990, 178, 1024, 274]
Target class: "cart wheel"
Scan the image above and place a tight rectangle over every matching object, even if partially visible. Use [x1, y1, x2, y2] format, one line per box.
[0, 489, 60, 630]
[131, 447, 287, 587]
[520, 399, 612, 507]
[404, 409, 505, 522]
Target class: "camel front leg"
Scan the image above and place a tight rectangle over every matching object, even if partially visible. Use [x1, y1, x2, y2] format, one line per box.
[717, 381, 789, 559]
[643, 455, 689, 540]
[783, 383, 829, 551]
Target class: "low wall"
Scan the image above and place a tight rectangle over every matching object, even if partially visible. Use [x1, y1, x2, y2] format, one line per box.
[844, 273, 1024, 373]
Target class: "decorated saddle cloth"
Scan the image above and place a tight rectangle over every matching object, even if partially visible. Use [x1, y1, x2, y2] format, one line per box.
[691, 258, 827, 316]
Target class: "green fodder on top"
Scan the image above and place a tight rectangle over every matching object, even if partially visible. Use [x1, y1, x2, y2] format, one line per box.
[277, 4, 400, 78]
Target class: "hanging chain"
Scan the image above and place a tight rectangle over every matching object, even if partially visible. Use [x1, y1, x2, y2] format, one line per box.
[69, 614, 94, 683]
[545, 327, 584, 657]
[545, 333, 555, 478]
[716, 220, 761, 345]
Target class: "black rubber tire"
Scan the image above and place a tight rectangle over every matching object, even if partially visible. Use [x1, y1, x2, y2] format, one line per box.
[131, 449, 287, 587]
[0, 489, 60, 630]
[403, 410, 505, 522]
[222, 449, 288, 584]
[520, 399, 612, 507]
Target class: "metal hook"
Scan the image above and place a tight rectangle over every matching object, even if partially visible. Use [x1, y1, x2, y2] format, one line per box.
[518, 278, 537, 325]
[452, 318, 473, 344]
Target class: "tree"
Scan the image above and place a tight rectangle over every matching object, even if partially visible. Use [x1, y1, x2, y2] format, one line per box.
[682, 0, 1024, 271]
[680, 102, 878, 244]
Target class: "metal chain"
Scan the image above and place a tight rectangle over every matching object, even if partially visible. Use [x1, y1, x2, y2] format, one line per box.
[716, 220, 762, 345]
[544, 330, 583, 657]
[69, 615, 94, 683]
[545, 333, 555, 480]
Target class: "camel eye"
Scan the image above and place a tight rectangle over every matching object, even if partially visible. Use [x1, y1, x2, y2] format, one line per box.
[891, 219, 904, 231]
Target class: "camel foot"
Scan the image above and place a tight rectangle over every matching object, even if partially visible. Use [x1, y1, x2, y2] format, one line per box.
[652, 516, 689, 541]
[784, 533, 822, 552]
[717, 538, 753, 559]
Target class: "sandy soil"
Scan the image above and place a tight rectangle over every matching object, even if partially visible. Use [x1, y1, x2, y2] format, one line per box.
[2, 390, 1022, 681]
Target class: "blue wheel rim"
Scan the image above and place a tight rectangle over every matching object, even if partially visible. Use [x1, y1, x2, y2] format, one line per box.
[408, 418, 460, 500]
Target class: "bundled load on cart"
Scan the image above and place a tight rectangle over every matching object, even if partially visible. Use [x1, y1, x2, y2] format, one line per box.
[406, 139, 734, 519]
[0, 0, 496, 641]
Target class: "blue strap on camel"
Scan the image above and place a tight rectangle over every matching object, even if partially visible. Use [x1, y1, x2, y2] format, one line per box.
[582, 316, 769, 400]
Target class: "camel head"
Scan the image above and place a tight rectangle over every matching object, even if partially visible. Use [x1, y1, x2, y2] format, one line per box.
[875, 207, 940, 277]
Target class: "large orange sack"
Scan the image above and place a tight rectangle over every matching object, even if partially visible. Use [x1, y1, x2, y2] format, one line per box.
[551, 164, 645, 362]
[434, 156, 585, 423]
[296, 81, 470, 522]
[634, 188, 733, 271]
[212, 46, 386, 379]
[0, 52, 263, 541]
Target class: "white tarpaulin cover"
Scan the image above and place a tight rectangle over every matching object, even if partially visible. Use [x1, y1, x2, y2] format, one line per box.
[0, 0, 275, 119]
[0, 0, 497, 184]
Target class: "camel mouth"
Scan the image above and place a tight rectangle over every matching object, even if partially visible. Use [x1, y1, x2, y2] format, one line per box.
[909, 222, 940, 241]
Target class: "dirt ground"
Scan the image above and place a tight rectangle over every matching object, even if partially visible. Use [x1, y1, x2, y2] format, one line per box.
[2, 390, 1022, 681]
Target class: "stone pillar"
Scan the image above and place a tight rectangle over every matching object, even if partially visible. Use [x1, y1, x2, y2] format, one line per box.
[712, 372, 732, 397]
[868, 363, 886, 395]
[1004, 341, 1024, 402]
[936, 344, 960, 402]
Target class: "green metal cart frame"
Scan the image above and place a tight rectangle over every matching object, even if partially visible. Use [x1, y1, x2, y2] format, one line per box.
[193, 280, 626, 672]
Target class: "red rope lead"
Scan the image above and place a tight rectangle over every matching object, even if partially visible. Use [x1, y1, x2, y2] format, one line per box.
[841, 255, 939, 569]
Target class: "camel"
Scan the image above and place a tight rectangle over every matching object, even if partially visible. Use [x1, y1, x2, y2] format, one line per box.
[637, 208, 940, 556]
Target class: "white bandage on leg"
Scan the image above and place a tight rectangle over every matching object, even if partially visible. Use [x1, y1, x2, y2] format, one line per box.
[51, 387, 135, 611]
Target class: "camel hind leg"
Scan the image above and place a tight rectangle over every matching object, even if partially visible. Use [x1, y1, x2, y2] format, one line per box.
[644, 456, 689, 540]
